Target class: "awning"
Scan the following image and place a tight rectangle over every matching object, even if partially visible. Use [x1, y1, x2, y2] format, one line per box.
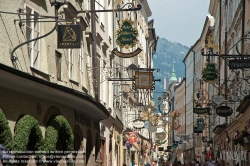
[100, 115, 123, 131]
[0, 64, 109, 121]
[213, 123, 227, 134]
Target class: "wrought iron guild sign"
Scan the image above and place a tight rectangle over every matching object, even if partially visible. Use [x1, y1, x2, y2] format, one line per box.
[57, 25, 81, 48]
[116, 19, 138, 48]
[216, 106, 233, 117]
[193, 107, 210, 114]
[113, 19, 141, 58]
[202, 62, 219, 83]
[134, 71, 153, 89]
[229, 60, 250, 69]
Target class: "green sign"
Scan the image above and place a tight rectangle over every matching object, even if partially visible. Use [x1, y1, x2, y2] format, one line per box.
[197, 118, 204, 131]
[116, 19, 138, 49]
[193, 107, 209, 114]
[202, 62, 219, 83]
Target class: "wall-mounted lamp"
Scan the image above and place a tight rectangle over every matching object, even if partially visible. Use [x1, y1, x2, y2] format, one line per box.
[126, 63, 138, 79]
[49, 0, 66, 7]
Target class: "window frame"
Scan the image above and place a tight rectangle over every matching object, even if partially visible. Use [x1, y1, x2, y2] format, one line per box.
[25, 4, 41, 69]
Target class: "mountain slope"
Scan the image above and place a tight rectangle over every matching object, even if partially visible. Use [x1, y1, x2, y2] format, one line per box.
[152, 38, 189, 105]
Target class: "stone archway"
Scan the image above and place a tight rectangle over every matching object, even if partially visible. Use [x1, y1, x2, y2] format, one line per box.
[43, 106, 61, 126]
[0, 108, 12, 149]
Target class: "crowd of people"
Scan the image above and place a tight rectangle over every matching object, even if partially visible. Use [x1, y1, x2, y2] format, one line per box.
[123, 158, 231, 166]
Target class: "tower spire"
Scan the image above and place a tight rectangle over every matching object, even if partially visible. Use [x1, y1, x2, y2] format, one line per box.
[169, 59, 178, 83]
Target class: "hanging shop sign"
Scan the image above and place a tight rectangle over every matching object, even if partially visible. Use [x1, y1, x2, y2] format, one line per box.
[229, 60, 250, 69]
[194, 127, 203, 133]
[112, 47, 142, 58]
[57, 25, 81, 48]
[129, 132, 137, 143]
[113, 19, 141, 58]
[132, 119, 145, 129]
[202, 62, 219, 83]
[148, 126, 157, 132]
[197, 118, 204, 131]
[216, 106, 233, 117]
[155, 132, 166, 141]
[193, 107, 210, 114]
[144, 105, 155, 113]
[116, 19, 138, 48]
[212, 95, 224, 105]
[135, 71, 153, 89]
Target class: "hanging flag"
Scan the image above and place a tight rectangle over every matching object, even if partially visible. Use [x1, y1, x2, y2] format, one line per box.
[129, 132, 137, 143]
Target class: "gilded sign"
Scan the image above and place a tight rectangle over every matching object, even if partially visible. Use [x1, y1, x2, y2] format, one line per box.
[134, 71, 153, 89]
[112, 47, 142, 58]
[193, 107, 210, 114]
[116, 19, 138, 49]
[202, 62, 219, 84]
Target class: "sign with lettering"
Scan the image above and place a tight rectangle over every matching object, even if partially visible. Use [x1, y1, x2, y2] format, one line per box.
[193, 107, 210, 114]
[113, 19, 141, 58]
[135, 71, 153, 89]
[202, 62, 219, 84]
[116, 19, 138, 49]
[229, 60, 250, 69]
[216, 106, 233, 117]
[112, 47, 142, 58]
[132, 119, 145, 129]
[74, 110, 91, 127]
[194, 126, 203, 133]
[58, 25, 81, 48]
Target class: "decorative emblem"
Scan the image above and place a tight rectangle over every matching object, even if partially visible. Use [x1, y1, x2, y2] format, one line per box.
[134, 71, 153, 90]
[113, 19, 141, 58]
[116, 19, 138, 48]
[202, 62, 219, 83]
[205, 34, 220, 52]
[155, 132, 166, 141]
[57, 25, 81, 48]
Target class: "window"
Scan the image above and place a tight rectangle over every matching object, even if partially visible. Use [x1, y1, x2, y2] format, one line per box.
[25, 5, 40, 69]
[79, 41, 84, 84]
[68, 49, 74, 79]
[56, 51, 62, 80]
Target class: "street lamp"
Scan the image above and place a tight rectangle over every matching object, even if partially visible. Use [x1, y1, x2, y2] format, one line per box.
[49, 0, 66, 8]
[126, 63, 138, 79]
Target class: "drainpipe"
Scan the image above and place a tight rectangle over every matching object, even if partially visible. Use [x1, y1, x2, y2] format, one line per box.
[91, 0, 98, 99]
[182, 59, 186, 161]
[241, 0, 245, 54]
[224, 0, 228, 124]
[191, 48, 196, 160]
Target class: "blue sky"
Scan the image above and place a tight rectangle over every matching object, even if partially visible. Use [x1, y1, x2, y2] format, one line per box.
[147, 0, 210, 47]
